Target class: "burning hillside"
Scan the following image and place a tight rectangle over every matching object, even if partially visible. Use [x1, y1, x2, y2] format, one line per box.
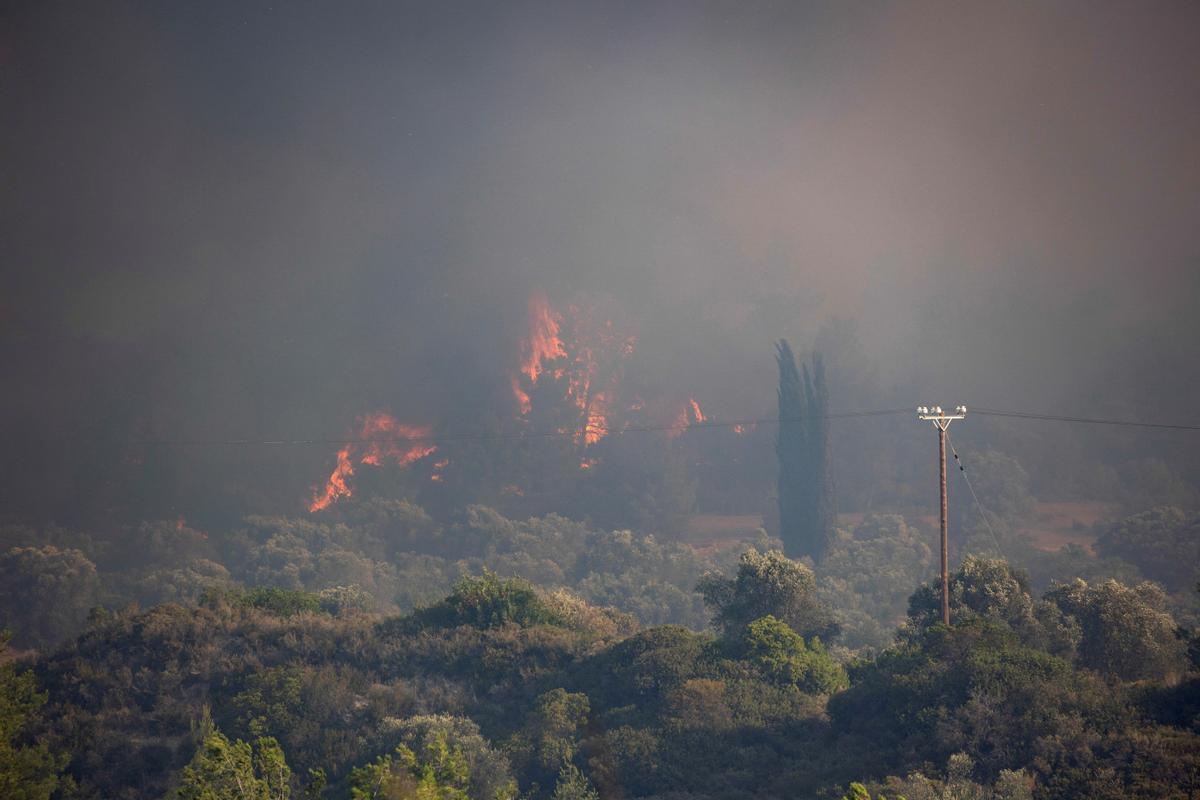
[509, 292, 636, 450]
[308, 290, 716, 512]
[309, 412, 436, 512]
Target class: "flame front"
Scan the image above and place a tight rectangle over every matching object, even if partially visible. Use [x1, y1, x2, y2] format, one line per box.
[357, 412, 436, 468]
[582, 390, 611, 445]
[668, 397, 706, 439]
[511, 291, 635, 455]
[309, 412, 436, 512]
[309, 445, 355, 512]
[512, 292, 570, 413]
[430, 457, 450, 482]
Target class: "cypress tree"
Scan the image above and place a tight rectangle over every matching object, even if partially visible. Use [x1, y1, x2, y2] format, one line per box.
[775, 341, 834, 561]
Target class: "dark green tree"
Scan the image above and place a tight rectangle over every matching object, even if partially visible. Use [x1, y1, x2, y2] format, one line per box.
[0, 545, 99, 650]
[697, 548, 840, 641]
[169, 728, 291, 800]
[775, 341, 834, 561]
[735, 615, 848, 693]
[0, 633, 63, 800]
[551, 764, 599, 800]
[1043, 578, 1186, 681]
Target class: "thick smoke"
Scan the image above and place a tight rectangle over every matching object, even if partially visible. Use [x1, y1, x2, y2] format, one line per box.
[1, 1, 1197, 525]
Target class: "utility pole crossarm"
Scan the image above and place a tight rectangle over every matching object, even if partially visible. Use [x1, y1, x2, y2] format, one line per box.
[916, 405, 967, 626]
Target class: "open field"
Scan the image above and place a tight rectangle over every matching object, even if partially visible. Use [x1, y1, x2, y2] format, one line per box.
[1017, 501, 1120, 554]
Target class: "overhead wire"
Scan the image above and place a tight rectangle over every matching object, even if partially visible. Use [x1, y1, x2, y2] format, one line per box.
[40, 407, 1200, 449]
[120, 408, 911, 448]
[972, 408, 1200, 431]
[945, 430, 1007, 559]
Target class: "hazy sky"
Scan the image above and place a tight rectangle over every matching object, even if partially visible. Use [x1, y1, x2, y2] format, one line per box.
[2, 1, 1197, 519]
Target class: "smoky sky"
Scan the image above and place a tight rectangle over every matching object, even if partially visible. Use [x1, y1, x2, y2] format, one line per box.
[2, 1, 1198, 522]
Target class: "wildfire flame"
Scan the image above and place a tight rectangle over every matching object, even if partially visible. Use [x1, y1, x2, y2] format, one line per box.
[582, 390, 610, 446]
[310, 446, 354, 512]
[516, 291, 567, 393]
[510, 375, 532, 416]
[430, 457, 450, 482]
[668, 397, 706, 439]
[511, 291, 635, 452]
[309, 412, 436, 512]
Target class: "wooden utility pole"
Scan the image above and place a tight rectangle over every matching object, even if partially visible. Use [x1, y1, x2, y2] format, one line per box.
[917, 405, 966, 625]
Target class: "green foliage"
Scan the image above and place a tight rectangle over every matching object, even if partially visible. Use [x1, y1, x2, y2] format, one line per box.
[11, 504, 1200, 800]
[1043, 578, 1186, 681]
[0, 633, 63, 800]
[949, 450, 1034, 547]
[907, 556, 1080, 657]
[169, 728, 291, 800]
[0, 545, 99, 649]
[818, 515, 934, 651]
[380, 716, 516, 800]
[1095, 507, 1200, 595]
[846, 753, 1034, 800]
[736, 615, 848, 693]
[775, 341, 834, 562]
[217, 586, 326, 617]
[129, 559, 235, 608]
[414, 572, 566, 630]
[349, 733, 471, 800]
[828, 619, 1109, 781]
[228, 664, 401, 780]
[550, 763, 598, 800]
[698, 548, 840, 640]
[503, 689, 590, 790]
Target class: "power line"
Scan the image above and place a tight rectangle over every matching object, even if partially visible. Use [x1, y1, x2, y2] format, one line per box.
[946, 430, 1006, 559]
[973, 408, 1200, 431]
[26, 405, 1200, 449]
[117, 408, 911, 448]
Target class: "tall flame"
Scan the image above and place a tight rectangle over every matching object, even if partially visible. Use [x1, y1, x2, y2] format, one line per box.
[521, 292, 567, 382]
[582, 390, 611, 446]
[511, 291, 635, 453]
[310, 445, 355, 512]
[512, 292, 569, 413]
[510, 375, 532, 416]
[668, 397, 706, 439]
[309, 412, 436, 512]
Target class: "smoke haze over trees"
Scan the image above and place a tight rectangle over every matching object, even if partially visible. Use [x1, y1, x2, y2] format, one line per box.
[2, 0, 1199, 527]
[1, 2, 1199, 798]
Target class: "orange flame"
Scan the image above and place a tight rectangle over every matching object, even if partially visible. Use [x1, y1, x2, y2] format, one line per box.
[430, 457, 450, 482]
[512, 292, 569, 413]
[668, 397, 705, 439]
[510, 375, 532, 415]
[582, 390, 610, 445]
[357, 413, 436, 468]
[310, 445, 355, 512]
[309, 412, 436, 512]
[511, 291, 635, 448]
